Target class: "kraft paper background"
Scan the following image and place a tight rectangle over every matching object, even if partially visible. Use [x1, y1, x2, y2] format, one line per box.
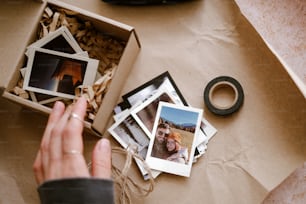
[0, 0, 305, 203]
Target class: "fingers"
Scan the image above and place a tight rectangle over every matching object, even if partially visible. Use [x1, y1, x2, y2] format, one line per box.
[41, 101, 66, 149]
[92, 138, 112, 179]
[49, 105, 72, 160]
[46, 106, 72, 180]
[33, 101, 65, 184]
[33, 96, 113, 184]
[62, 96, 87, 155]
[33, 151, 43, 185]
[41, 102, 65, 170]
[61, 96, 90, 178]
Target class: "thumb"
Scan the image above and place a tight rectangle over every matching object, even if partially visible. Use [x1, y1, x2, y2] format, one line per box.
[92, 138, 112, 179]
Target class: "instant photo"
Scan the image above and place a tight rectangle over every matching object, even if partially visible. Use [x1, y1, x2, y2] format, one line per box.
[114, 71, 217, 164]
[131, 88, 178, 137]
[23, 48, 98, 99]
[27, 26, 83, 54]
[108, 113, 161, 179]
[200, 118, 217, 141]
[122, 71, 188, 107]
[120, 72, 214, 145]
[146, 102, 203, 177]
[130, 87, 211, 148]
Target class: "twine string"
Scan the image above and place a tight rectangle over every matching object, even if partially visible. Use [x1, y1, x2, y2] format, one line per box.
[112, 145, 155, 204]
[88, 145, 155, 204]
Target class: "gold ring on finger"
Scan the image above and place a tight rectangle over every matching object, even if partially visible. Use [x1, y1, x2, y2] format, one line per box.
[69, 112, 84, 123]
[63, 149, 82, 155]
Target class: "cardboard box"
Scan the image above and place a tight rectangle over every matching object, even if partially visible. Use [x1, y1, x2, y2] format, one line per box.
[0, 0, 141, 135]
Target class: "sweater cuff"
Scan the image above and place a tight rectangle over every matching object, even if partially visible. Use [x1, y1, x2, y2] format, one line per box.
[38, 178, 114, 204]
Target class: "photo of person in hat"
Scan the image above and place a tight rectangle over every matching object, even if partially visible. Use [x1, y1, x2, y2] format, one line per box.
[165, 132, 188, 164]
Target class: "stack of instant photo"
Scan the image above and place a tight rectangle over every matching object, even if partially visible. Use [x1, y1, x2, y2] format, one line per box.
[108, 72, 217, 179]
[21, 26, 99, 104]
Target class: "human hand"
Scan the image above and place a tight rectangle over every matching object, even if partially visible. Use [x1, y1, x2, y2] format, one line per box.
[33, 97, 112, 185]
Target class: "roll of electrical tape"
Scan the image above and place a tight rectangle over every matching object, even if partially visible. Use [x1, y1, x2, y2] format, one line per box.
[204, 76, 244, 116]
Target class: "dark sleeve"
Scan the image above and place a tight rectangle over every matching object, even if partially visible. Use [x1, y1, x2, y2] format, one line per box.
[38, 178, 114, 204]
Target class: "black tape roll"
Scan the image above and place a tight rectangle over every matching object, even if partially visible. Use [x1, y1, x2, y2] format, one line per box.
[204, 76, 244, 116]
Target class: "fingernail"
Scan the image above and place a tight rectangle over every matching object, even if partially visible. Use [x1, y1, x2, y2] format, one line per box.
[53, 101, 62, 111]
[99, 138, 110, 151]
[78, 96, 86, 103]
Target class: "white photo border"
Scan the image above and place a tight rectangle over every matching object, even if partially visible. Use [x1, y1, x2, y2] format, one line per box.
[23, 47, 98, 99]
[146, 102, 203, 177]
[108, 111, 161, 179]
[131, 88, 178, 138]
[27, 26, 83, 55]
[122, 71, 188, 107]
